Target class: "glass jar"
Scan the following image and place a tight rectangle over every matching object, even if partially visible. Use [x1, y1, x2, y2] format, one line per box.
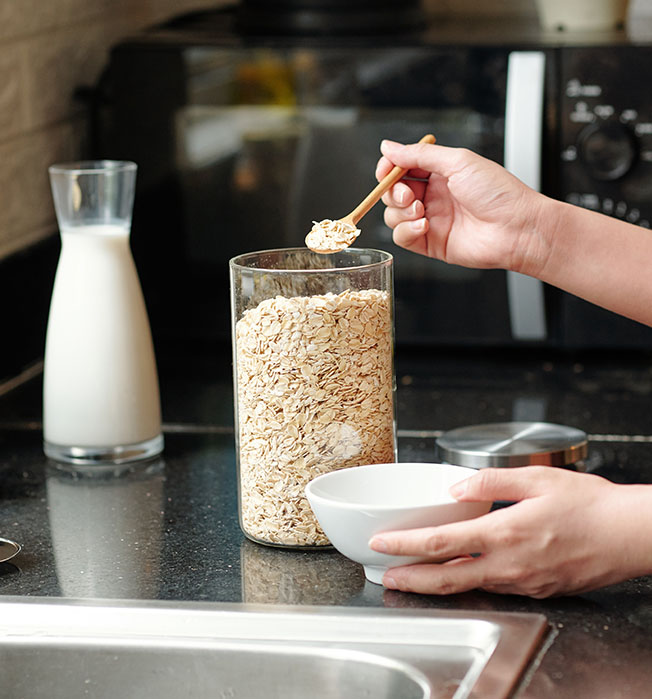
[230, 248, 396, 548]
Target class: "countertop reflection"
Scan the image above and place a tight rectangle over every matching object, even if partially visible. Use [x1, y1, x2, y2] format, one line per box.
[46, 460, 165, 599]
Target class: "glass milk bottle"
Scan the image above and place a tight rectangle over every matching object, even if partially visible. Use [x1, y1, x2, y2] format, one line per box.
[230, 248, 396, 548]
[43, 161, 163, 466]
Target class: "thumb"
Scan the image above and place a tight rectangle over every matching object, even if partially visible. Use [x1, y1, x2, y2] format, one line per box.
[449, 466, 555, 503]
[380, 139, 469, 178]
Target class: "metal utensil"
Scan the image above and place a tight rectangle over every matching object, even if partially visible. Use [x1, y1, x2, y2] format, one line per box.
[0, 538, 21, 563]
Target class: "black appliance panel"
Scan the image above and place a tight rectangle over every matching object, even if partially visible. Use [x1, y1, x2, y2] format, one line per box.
[98, 43, 513, 348]
[558, 46, 652, 347]
[94, 15, 652, 351]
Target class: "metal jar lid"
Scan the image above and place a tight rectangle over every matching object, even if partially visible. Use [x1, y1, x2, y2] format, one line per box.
[436, 421, 588, 469]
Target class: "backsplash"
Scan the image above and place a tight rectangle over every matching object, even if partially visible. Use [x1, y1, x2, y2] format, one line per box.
[0, 0, 220, 261]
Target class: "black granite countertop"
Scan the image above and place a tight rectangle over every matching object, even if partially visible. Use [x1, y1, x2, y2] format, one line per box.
[2, 346, 652, 697]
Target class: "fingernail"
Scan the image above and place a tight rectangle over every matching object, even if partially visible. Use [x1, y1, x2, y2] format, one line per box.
[383, 576, 397, 589]
[409, 218, 425, 232]
[449, 480, 467, 498]
[369, 536, 388, 553]
[381, 139, 400, 149]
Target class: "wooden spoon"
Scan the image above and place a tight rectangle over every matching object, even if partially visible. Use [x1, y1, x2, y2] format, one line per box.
[306, 133, 437, 254]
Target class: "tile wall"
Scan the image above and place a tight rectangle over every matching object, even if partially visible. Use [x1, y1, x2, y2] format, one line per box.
[0, 0, 219, 261]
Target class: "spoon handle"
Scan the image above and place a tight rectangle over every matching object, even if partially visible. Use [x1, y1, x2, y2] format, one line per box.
[347, 134, 436, 225]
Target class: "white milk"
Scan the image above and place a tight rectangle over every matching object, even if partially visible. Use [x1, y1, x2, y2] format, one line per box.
[43, 224, 161, 447]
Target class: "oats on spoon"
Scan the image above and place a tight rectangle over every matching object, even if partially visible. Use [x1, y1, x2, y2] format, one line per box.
[305, 134, 436, 255]
[305, 219, 361, 255]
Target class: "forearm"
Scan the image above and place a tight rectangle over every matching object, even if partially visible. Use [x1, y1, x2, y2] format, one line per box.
[612, 484, 652, 580]
[533, 197, 652, 327]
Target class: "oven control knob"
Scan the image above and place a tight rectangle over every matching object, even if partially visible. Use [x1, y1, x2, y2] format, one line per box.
[577, 122, 637, 181]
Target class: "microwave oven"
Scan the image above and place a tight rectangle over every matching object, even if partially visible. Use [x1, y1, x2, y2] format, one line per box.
[89, 7, 652, 351]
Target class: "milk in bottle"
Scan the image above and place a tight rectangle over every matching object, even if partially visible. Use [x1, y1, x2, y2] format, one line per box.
[44, 161, 163, 465]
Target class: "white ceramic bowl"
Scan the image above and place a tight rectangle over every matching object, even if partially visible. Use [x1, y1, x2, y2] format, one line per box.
[305, 462, 491, 585]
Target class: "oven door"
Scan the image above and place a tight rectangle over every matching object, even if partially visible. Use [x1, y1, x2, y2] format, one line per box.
[99, 42, 556, 348]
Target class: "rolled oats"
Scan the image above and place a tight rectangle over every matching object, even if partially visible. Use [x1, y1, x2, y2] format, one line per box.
[235, 288, 395, 547]
[305, 219, 361, 254]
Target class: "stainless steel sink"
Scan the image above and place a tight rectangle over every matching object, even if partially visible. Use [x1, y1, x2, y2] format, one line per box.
[0, 598, 549, 699]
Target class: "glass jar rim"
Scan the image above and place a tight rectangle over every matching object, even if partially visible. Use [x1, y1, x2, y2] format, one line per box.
[49, 160, 137, 175]
[229, 247, 393, 274]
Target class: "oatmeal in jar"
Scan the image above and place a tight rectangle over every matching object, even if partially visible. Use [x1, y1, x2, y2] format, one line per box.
[235, 289, 394, 546]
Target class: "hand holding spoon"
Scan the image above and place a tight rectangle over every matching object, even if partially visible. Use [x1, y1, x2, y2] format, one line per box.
[306, 133, 436, 254]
